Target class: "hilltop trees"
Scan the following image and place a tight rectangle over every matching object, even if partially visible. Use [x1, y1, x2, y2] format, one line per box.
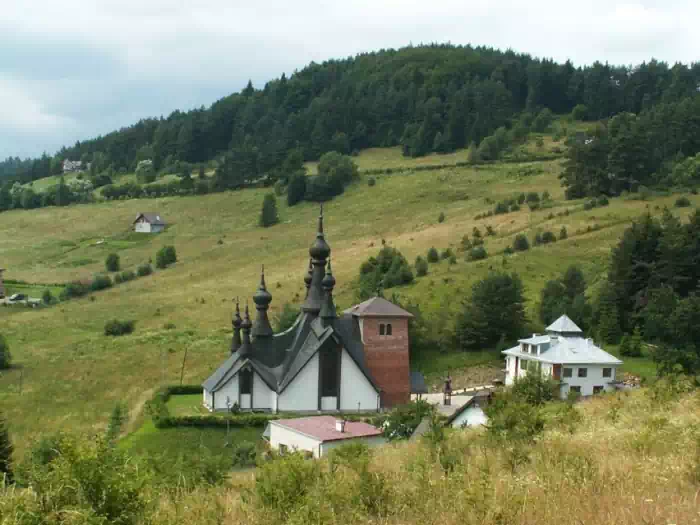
[539, 265, 591, 329]
[357, 246, 414, 300]
[456, 272, 526, 350]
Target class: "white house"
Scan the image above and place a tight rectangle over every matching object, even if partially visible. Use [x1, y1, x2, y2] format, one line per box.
[502, 314, 623, 399]
[445, 390, 490, 428]
[263, 416, 386, 458]
[133, 212, 166, 233]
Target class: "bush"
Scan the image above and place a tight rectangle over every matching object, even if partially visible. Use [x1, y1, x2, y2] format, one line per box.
[231, 442, 257, 468]
[675, 196, 691, 208]
[511, 372, 558, 406]
[571, 104, 588, 121]
[104, 319, 135, 336]
[510, 203, 521, 212]
[286, 173, 307, 206]
[0, 335, 11, 370]
[513, 234, 530, 252]
[486, 225, 495, 236]
[358, 246, 414, 300]
[597, 195, 610, 207]
[440, 248, 454, 260]
[541, 231, 557, 244]
[156, 246, 177, 269]
[559, 226, 568, 240]
[259, 193, 280, 228]
[42, 289, 54, 305]
[381, 400, 433, 441]
[468, 246, 488, 261]
[59, 281, 90, 300]
[137, 263, 153, 277]
[494, 201, 509, 214]
[528, 201, 540, 211]
[415, 256, 429, 277]
[438, 211, 445, 223]
[105, 253, 120, 272]
[448, 254, 457, 265]
[367, 177, 376, 187]
[517, 193, 526, 204]
[90, 274, 113, 291]
[119, 270, 136, 283]
[427, 247, 439, 263]
[526, 192, 540, 203]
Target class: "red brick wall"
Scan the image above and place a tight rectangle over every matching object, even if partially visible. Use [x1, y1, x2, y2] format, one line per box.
[361, 317, 410, 408]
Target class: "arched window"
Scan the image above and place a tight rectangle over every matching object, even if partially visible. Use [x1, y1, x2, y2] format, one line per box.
[386, 323, 392, 336]
[379, 324, 386, 335]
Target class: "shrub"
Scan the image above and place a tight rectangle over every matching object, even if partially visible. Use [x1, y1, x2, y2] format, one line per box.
[510, 203, 521, 212]
[358, 246, 414, 299]
[534, 232, 543, 246]
[517, 193, 526, 204]
[415, 256, 429, 277]
[156, 246, 177, 269]
[583, 199, 596, 211]
[511, 372, 558, 406]
[90, 274, 112, 292]
[560, 226, 568, 240]
[542, 190, 551, 201]
[526, 192, 540, 203]
[427, 247, 439, 263]
[105, 253, 120, 272]
[528, 202, 540, 211]
[675, 196, 691, 208]
[486, 225, 496, 236]
[440, 248, 454, 260]
[231, 442, 257, 468]
[119, 270, 135, 283]
[494, 201, 509, 214]
[42, 289, 54, 305]
[513, 234, 530, 252]
[597, 195, 610, 207]
[137, 263, 153, 277]
[448, 254, 457, 265]
[114, 273, 123, 284]
[469, 246, 488, 261]
[0, 335, 11, 370]
[104, 319, 135, 336]
[287, 173, 307, 206]
[367, 177, 376, 187]
[541, 231, 557, 244]
[438, 211, 445, 223]
[259, 193, 280, 228]
[382, 400, 433, 441]
[59, 281, 90, 300]
[571, 104, 588, 121]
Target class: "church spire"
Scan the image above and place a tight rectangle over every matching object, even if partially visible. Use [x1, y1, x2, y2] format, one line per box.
[231, 298, 242, 354]
[239, 302, 253, 357]
[320, 258, 337, 323]
[302, 205, 330, 314]
[252, 265, 274, 339]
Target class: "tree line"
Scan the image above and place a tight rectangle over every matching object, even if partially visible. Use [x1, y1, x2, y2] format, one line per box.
[2, 44, 699, 187]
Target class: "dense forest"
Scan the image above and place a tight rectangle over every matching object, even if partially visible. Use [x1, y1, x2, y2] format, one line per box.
[1, 44, 699, 189]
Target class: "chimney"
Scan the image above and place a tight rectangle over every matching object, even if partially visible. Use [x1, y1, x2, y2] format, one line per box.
[335, 419, 346, 433]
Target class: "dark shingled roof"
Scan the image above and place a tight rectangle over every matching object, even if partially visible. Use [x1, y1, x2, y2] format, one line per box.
[133, 212, 165, 225]
[344, 296, 414, 318]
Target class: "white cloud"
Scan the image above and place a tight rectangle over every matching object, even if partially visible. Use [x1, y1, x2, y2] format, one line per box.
[1, 0, 698, 157]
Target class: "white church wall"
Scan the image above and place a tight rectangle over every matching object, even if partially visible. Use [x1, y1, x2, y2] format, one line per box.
[340, 349, 378, 412]
[214, 373, 239, 410]
[253, 373, 273, 410]
[321, 397, 337, 411]
[278, 353, 319, 411]
[203, 389, 213, 409]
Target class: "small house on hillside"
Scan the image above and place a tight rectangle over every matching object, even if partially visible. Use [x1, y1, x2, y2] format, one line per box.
[502, 314, 623, 399]
[0, 268, 5, 298]
[62, 159, 83, 173]
[263, 416, 385, 458]
[133, 212, 166, 233]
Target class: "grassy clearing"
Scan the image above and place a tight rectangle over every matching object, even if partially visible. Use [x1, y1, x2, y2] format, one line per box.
[0, 136, 680, 453]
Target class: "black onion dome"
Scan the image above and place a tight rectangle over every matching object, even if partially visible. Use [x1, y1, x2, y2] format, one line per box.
[241, 304, 253, 329]
[322, 260, 336, 290]
[232, 299, 242, 328]
[309, 207, 331, 260]
[253, 266, 272, 307]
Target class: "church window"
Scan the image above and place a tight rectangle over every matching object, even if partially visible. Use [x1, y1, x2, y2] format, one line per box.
[240, 368, 253, 394]
[386, 323, 392, 336]
[379, 324, 386, 335]
[320, 347, 340, 397]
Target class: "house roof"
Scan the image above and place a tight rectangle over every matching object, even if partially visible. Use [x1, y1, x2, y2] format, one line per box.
[546, 314, 583, 334]
[344, 296, 414, 318]
[503, 336, 622, 365]
[518, 334, 551, 345]
[134, 212, 165, 225]
[270, 416, 382, 443]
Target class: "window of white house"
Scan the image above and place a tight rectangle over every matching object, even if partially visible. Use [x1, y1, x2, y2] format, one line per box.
[578, 368, 588, 378]
[386, 323, 392, 336]
[279, 444, 288, 455]
[379, 324, 385, 335]
[563, 368, 573, 378]
[520, 359, 527, 370]
[593, 386, 604, 394]
[570, 386, 581, 393]
[603, 368, 612, 378]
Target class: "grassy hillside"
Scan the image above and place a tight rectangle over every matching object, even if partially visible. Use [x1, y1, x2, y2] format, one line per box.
[0, 133, 690, 453]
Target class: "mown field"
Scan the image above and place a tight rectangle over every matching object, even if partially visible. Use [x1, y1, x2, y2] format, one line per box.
[0, 131, 687, 456]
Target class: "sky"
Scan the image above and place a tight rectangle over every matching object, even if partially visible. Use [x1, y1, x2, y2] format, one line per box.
[1, 0, 698, 159]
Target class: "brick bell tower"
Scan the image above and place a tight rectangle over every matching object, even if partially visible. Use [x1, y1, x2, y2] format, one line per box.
[347, 296, 413, 408]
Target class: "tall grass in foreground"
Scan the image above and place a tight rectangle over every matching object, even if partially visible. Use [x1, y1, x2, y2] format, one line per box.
[4, 386, 696, 525]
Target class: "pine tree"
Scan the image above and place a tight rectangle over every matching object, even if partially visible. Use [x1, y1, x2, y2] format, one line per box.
[0, 411, 13, 484]
[259, 193, 279, 228]
[596, 286, 621, 344]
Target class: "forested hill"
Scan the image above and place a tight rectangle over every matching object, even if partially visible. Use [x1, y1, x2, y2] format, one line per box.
[2, 44, 700, 183]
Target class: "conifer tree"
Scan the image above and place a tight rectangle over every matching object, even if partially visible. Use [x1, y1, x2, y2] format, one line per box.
[596, 286, 621, 344]
[0, 411, 14, 484]
[259, 193, 279, 228]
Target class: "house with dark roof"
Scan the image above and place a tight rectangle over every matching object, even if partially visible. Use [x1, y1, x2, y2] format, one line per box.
[264, 416, 385, 457]
[502, 314, 623, 398]
[202, 208, 420, 413]
[133, 212, 166, 233]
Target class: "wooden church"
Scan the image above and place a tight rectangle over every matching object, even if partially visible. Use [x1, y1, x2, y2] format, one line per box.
[202, 208, 415, 413]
